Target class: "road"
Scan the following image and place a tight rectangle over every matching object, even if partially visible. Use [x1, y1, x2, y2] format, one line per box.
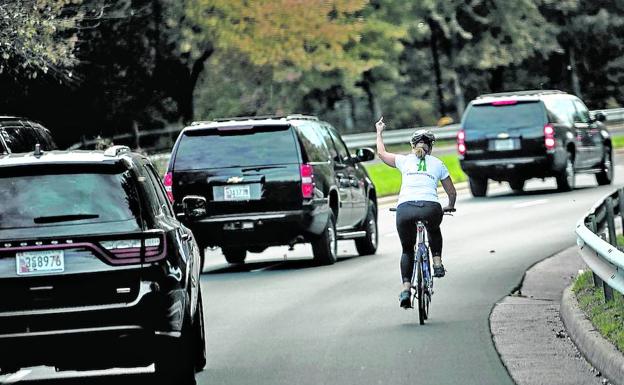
[3, 157, 623, 384]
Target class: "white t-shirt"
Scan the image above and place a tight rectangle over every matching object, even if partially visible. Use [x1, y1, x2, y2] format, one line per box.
[395, 154, 449, 205]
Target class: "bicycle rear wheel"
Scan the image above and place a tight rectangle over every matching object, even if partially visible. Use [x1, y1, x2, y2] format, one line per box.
[416, 259, 427, 325]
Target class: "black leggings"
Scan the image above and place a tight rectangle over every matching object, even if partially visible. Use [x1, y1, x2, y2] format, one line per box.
[396, 201, 443, 283]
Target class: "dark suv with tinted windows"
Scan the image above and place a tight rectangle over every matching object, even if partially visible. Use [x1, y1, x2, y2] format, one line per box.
[457, 90, 611, 196]
[165, 115, 378, 265]
[0, 146, 204, 385]
[0, 116, 56, 154]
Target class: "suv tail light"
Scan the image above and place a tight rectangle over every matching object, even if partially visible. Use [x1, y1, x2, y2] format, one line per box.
[99, 231, 166, 264]
[163, 172, 174, 203]
[300, 164, 314, 198]
[544, 124, 556, 151]
[457, 129, 466, 156]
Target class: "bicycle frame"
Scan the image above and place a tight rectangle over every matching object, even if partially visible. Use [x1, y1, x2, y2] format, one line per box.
[414, 222, 433, 294]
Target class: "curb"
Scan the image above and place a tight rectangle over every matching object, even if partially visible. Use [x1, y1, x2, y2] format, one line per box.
[560, 285, 624, 385]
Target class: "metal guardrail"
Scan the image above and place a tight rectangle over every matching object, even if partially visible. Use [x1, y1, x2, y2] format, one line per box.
[68, 108, 624, 151]
[576, 188, 624, 302]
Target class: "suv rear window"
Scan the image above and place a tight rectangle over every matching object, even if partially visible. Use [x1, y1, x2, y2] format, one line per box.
[464, 102, 546, 132]
[0, 167, 141, 230]
[174, 125, 299, 170]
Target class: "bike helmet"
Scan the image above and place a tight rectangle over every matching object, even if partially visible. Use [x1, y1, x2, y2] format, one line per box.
[410, 129, 436, 147]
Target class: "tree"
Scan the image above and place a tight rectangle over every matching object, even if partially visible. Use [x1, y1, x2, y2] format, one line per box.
[419, 0, 559, 118]
[0, 0, 90, 81]
[180, 0, 373, 123]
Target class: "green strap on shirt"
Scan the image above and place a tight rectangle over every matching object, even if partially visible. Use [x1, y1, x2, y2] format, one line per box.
[417, 157, 427, 172]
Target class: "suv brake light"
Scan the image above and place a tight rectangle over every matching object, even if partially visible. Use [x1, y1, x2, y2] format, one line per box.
[163, 172, 174, 203]
[300, 164, 314, 198]
[457, 129, 466, 156]
[544, 124, 556, 151]
[99, 231, 166, 264]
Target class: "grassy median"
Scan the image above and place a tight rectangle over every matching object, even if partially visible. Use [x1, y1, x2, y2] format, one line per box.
[573, 270, 624, 352]
[364, 154, 466, 197]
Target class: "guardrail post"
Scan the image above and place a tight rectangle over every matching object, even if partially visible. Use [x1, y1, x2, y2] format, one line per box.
[605, 197, 618, 247]
[619, 189, 624, 234]
[587, 215, 603, 290]
[597, 232, 614, 302]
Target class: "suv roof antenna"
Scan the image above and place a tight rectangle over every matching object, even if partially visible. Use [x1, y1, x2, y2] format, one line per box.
[33, 143, 43, 158]
[104, 145, 131, 157]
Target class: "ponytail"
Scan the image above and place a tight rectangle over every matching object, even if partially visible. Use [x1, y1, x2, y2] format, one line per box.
[413, 147, 426, 159]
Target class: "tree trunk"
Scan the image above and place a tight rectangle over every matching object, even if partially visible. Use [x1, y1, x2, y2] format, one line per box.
[569, 46, 582, 98]
[180, 46, 214, 124]
[360, 72, 381, 122]
[489, 67, 504, 93]
[447, 44, 465, 119]
[428, 19, 445, 117]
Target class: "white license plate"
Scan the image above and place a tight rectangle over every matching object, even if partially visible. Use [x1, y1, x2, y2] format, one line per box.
[16, 250, 65, 276]
[224, 185, 251, 201]
[494, 139, 515, 151]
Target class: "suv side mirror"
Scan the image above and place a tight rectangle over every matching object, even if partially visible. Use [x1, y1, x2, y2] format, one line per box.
[354, 147, 375, 163]
[182, 195, 207, 219]
[594, 112, 606, 122]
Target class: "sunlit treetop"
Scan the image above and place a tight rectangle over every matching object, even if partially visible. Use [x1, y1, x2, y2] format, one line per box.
[183, 0, 376, 77]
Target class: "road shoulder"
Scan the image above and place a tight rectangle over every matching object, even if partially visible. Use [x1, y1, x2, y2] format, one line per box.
[490, 246, 610, 385]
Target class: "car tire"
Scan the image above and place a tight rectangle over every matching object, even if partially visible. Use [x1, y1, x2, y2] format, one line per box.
[596, 146, 613, 186]
[509, 178, 525, 193]
[355, 202, 378, 256]
[154, 320, 196, 385]
[193, 291, 207, 372]
[556, 152, 575, 191]
[222, 247, 246, 264]
[469, 177, 488, 197]
[312, 212, 337, 265]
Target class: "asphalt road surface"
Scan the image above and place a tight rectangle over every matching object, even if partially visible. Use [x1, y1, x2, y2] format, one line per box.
[4, 156, 623, 385]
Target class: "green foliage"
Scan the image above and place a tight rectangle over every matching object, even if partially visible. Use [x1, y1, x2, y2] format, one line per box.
[0, 0, 86, 80]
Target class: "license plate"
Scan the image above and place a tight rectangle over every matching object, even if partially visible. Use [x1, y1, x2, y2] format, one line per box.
[16, 250, 65, 276]
[224, 185, 251, 201]
[494, 139, 515, 151]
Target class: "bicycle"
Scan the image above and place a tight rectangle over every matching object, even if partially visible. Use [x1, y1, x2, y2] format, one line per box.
[390, 207, 455, 324]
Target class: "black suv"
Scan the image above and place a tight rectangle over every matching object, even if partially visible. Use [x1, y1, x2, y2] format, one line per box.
[165, 115, 378, 265]
[0, 146, 205, 384]
[0, 116, 57, 154]
[457, 90, 611, 196]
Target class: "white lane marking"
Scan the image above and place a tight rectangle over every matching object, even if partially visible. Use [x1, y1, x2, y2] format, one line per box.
[512, 199, 549, 209]
[3, 369, 31, 384]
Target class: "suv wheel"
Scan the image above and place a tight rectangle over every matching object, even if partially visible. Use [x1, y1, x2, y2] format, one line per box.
[596, 146, 613, 186]
[355, 202, 378, 256]
[509, 178, 525, 193]
[193, 291, 207, 372]
[154, 319, 196, 385]
[222, 247, 246, 264]
[469, 177, 488, 197]
[312, 212, 337, 265]
[556, 152, 575, 191]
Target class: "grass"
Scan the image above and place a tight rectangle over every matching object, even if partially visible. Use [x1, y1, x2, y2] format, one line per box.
[573, 270, 624, 352]
[613, 134, 624, 149]
[364, 154, 467, 197]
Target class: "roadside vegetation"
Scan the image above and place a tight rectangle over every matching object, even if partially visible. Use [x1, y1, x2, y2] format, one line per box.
[573, 271, 624, 352]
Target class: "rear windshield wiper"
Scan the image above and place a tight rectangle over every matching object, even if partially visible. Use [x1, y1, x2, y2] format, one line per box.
[33, 214, 100, 224]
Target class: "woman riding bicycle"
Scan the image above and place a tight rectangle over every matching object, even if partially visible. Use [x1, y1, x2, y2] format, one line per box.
[375, 116, 457, 308]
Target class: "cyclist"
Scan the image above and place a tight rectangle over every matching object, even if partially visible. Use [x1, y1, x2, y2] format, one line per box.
[375, 116, 457, 308]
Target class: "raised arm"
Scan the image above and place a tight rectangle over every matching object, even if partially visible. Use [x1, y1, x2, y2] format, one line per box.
[440, 176, 456, 211]
[375, 117, 397, 168]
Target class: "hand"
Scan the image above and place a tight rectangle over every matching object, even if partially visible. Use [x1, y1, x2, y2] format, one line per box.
[375, 116, 385, 134]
